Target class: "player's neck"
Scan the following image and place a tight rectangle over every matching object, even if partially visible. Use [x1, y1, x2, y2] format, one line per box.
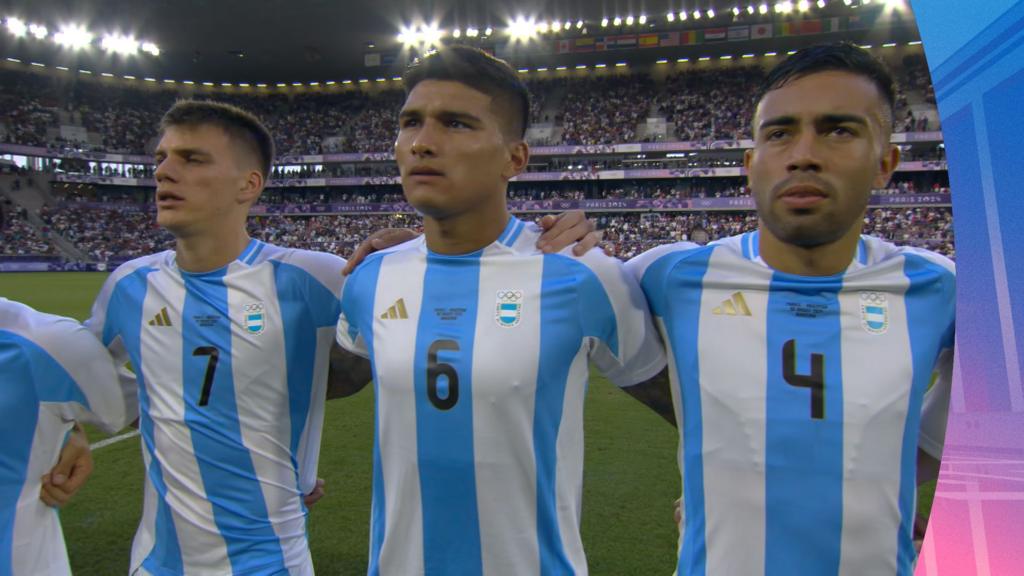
[174, 226, 252, 273]
[423, 201, 510, 256]
[758, 224, 862, 276]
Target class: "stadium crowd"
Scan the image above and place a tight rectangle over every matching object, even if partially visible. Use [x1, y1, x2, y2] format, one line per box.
[0, 199, 57, 257]
[26, 202, 954, 265]
[0, 56, 938, 156]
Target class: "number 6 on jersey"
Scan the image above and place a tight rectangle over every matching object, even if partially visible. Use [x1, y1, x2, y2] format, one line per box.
[426, 339, 459, 410]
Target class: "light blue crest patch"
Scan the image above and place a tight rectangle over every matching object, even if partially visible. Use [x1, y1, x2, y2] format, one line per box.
[243, 302, 266, 335]
[495, 290, 523, 328]
[859, 292, 889, 335]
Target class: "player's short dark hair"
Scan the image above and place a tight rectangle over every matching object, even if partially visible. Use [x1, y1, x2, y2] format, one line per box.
[402, 45, 530, 140]
[159, 100, 275, 180]
[759, 42, 896, 127]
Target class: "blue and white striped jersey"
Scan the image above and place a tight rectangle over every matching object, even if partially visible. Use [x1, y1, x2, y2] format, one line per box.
[337, 216, 666, 576]
[627, 231, 955, 576]
[87, 239, 344, 576]
[0, 298, 136, 576]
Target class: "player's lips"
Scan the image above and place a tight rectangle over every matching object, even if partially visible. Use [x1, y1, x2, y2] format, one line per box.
[407, 166, 445, 180]
[777, 183, 829, 209]
[156, 190, 185, 206]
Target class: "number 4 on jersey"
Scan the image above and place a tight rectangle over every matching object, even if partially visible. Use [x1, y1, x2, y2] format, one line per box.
[782, 339, 825, 420]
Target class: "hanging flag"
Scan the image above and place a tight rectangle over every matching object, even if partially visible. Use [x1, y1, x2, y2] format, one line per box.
[659, 31, 680, 47]
[728, 26, 750, 41]
[680, 30, 699, 44]
[751, 23, 773, 39]
[702, 27, 728, 41]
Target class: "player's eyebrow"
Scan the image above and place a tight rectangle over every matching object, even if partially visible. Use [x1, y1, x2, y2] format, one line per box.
[815, 113, 869, 127]
[154, 147, 211, 159]
[759, 113, 869, 131]
[399, 107, 482, 126]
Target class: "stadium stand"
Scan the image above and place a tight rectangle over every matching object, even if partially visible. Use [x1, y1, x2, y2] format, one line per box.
[0, 51, 952, 269]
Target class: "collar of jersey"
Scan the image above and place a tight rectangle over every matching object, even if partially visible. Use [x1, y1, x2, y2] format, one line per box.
[171, 238, 262, 276]
[740, 230, 870, 275]
[421, 215, 523, 258]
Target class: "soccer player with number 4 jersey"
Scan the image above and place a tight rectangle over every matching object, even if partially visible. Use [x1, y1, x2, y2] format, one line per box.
[335, 46, 668, 575]
[579, 43, 951, 574]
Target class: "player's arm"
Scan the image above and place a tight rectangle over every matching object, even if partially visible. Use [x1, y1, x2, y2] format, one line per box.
[918, 345, 953, 486]
[341, 211, 600, 274]
[621, 367, 676, 427]
[578, 250, 670, 419]
[326, 341, 372, 399]
[40, 423, 92, 508]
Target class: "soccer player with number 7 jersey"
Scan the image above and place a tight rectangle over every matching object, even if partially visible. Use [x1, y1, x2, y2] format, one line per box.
[335, 46, 668, 575]
[84, 101, 374, 575]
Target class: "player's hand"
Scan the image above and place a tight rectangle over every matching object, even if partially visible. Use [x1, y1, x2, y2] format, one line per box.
[304, 477, 326, 508]
[343, 228, 420, 275]
[536, 211, 601, 256]
[40, 424, 93, 508]
[673, 498, 682, 528]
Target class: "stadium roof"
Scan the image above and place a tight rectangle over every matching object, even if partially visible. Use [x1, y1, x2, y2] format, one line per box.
[1, 0, 921, 84]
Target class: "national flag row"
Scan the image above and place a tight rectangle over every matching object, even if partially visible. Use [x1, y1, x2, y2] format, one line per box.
[554, 16, 876, 54]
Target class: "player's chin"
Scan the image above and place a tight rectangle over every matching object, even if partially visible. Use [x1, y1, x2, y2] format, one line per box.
[404, 190, 451, 217]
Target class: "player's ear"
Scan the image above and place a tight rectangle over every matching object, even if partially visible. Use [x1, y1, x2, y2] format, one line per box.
[502, 139, 529, 181]
[238, 169, 263, 205]
[873, 143, 900, 189]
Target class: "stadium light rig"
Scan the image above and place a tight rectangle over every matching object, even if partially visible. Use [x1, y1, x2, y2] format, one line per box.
[666, 12, 675, 22]
[101, 33, 140, 56]
[54, 24, 93, 50]
[507, 17, 536, 41]
[5, 16, 26, 37]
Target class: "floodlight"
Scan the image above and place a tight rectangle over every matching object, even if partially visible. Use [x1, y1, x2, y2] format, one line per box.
[54, 24, 93, 50]
[5, 17, 26, 38]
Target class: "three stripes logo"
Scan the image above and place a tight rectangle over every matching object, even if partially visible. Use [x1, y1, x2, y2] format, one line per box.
[380, 298, 409, 320]
[148, 307, 173, 327]
[712, 292, 752, 316]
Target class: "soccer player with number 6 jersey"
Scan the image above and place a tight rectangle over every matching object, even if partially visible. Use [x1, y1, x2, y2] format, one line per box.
[335, 46, 668, 575]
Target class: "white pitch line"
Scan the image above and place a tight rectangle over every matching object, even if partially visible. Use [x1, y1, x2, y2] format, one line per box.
[90, 430, 140, 450]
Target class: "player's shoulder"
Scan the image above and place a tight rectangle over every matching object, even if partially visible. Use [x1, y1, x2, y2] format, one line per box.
[863, 235, 955, 276]
[625, 239, 712, 283]
[349, 235, 425, 279]
[0, 298, 91, 355]
[256, 242, 345, 271]
[107, 251, 170, 283]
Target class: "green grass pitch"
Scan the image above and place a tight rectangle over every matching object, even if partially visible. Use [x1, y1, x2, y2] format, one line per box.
[0, 271, 936, 574]
[0, 272, 680, 574]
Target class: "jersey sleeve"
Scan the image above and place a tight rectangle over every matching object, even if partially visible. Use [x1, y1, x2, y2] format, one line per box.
[274, 248, 347, 327]
[575, 248, 667, 387]
[33, 314, 138, 433]
[624, 241, 701, 316]
[919, 343, 953, 459]
[335, 256, 376, 358]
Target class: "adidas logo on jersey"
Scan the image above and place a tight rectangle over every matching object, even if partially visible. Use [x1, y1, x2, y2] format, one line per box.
[380, 298, 409, 320]
[712, 292, 751, 316]
[148, 307, 173, 327]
